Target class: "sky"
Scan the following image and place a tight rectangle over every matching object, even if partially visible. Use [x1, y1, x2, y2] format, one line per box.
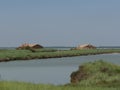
[0, 0, 120, 47]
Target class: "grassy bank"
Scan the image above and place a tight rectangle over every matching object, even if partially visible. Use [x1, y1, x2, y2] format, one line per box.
[0, 81, 119, 90]
[70, 60, 120, 87]
[0, 48, 120, 62]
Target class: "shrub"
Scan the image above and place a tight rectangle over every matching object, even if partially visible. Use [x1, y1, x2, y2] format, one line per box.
[70, 60, 120, 87]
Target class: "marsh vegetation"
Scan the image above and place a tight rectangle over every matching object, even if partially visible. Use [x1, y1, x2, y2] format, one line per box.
[0, 48, 120, 62]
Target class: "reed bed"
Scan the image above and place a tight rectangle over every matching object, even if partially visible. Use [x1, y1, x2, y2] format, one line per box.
[0, 48, 120, 62]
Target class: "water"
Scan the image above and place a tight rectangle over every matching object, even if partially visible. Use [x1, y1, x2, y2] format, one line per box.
[0, 54, 120, 85]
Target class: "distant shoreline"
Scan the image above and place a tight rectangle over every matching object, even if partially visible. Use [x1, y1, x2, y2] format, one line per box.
[1, 46, 120, 49]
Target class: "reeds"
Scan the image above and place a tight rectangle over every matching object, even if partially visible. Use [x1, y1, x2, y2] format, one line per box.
[0, 49, 120, 62]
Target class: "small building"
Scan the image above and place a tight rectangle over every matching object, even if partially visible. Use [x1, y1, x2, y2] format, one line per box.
[16, 43, 43, 49]
[76, 44, 96, 50]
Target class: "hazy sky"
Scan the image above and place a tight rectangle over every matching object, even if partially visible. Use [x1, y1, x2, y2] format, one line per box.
[0, 0, 120, 47]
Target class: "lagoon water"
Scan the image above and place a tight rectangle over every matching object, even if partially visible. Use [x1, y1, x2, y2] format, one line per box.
[0, 54, 120, 85]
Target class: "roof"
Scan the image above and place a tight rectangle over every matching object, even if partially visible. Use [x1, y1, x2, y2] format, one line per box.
[78, 44, 91, 48]
[76, 44, 96, 49]
[17, 43, 43, 49]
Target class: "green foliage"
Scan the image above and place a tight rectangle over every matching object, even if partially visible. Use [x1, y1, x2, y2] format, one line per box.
[0, 81, 119, 90]
[35, 48, 57, 52]
[70, 60, 120, 87]
[0, 49, 120, 61]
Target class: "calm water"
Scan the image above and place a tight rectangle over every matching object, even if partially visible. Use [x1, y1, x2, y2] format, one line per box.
[0, 54, 120, 85]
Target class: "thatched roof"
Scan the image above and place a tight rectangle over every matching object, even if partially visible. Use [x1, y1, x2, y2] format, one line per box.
[17, 43, 43, 49]
[76, 44, 96, 49]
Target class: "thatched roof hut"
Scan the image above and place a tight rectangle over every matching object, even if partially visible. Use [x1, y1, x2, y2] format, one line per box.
[76, 44, 96, 50]
[17, 43, 43, 49]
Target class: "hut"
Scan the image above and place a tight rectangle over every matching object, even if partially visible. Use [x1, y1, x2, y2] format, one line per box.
[16, 43, 43, 49]
[76, 44, 96, 50]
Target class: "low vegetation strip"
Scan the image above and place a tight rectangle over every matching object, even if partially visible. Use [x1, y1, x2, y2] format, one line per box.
[0, 81, 119, 90]
[0, 48, 120, 62]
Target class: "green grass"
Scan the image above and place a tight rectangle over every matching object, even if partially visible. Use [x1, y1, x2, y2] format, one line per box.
[0, 81, 119, 90]
[0, 48, 120, 62]
[70, 60, 120, 87]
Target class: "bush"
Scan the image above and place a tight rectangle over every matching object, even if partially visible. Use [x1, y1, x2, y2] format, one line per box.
[70, 60, 120, 87]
